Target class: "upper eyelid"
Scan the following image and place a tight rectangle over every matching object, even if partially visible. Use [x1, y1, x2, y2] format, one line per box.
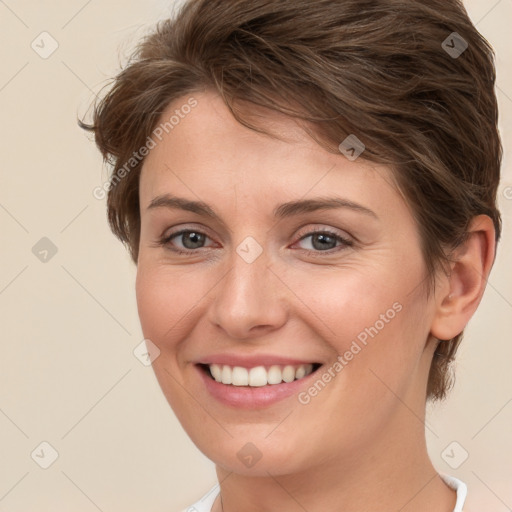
[162, 223, 349, 238]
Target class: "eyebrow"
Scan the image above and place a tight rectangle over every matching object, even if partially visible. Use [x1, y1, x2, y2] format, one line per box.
[147, 194, 378, 220]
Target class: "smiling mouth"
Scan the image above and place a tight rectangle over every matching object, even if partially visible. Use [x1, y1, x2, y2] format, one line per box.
[198, 363, 322, 387]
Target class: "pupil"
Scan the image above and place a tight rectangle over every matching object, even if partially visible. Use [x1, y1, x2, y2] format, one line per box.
[313, 234, 335, 251]
[183, 232, 204, 249]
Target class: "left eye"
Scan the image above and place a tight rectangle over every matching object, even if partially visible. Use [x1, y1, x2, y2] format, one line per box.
[294, 230, 353, 253]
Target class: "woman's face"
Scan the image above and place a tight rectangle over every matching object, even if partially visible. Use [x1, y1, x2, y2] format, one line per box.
[136, 90, 439, 476]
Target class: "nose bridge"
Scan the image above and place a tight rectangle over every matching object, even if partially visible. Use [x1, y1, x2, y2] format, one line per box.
[209, 235, 287, 338]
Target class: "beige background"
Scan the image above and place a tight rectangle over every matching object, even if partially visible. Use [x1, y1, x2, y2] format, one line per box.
[0, 1, 510, 510]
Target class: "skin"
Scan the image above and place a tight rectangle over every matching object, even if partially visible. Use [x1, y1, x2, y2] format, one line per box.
[135, 90, 495, 512]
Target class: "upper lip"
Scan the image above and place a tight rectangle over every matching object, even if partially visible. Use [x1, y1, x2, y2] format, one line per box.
[196, 354, 321, 368]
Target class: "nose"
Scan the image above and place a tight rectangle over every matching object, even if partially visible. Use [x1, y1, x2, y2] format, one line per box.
[208, 244, 288, 340]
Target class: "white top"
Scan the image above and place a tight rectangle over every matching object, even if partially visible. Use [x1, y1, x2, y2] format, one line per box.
[180, 473, 467, 512]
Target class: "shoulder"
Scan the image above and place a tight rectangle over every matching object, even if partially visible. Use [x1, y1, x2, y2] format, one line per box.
[178, 484, 220, 512]
[439, 473, 468, 512]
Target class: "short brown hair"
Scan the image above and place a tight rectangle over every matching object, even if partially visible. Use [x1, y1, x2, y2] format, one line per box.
[80, 0, 502, 401]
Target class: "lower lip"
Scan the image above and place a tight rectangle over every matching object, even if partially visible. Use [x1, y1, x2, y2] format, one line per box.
[196, 365, 320, 409]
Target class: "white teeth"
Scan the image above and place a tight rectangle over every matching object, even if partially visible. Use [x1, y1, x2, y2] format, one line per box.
[208, 363, 316, 387]
[221, 365, 232, 385]
[210, 364, 222, 382]
[267, 365, 282, 385]
[295, 365, 306, 380]
[248, 366, 267, 387]
[282, 365, 296, 383]
[232, 366, 249, 386]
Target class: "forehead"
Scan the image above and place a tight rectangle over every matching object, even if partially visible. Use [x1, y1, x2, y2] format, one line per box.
[138, 91, 406, 221]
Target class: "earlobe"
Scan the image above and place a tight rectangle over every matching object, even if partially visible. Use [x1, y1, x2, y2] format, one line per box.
[430, 215, 496, 341]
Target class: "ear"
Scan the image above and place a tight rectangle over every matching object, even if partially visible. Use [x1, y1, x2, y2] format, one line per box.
[430, 215, 497, 341]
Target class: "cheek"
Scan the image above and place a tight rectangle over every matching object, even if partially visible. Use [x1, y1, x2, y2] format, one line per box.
[135, 263, 200, 347]
[285, 263, 404, 347]
[327, 288, 431, 416]
[135, 264, 206, 419]
[297, 259, 430, 388]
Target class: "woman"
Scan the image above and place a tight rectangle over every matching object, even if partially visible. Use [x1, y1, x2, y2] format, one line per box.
[81, 0, 502, 510]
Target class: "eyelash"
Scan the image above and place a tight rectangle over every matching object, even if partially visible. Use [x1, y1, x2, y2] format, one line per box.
[157, 227, 354, 257]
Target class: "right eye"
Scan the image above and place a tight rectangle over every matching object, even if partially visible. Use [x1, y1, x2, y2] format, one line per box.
[158, 229, 215, 255]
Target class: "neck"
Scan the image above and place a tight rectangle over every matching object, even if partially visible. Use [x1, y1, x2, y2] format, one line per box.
[212, 408, 456, 512]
